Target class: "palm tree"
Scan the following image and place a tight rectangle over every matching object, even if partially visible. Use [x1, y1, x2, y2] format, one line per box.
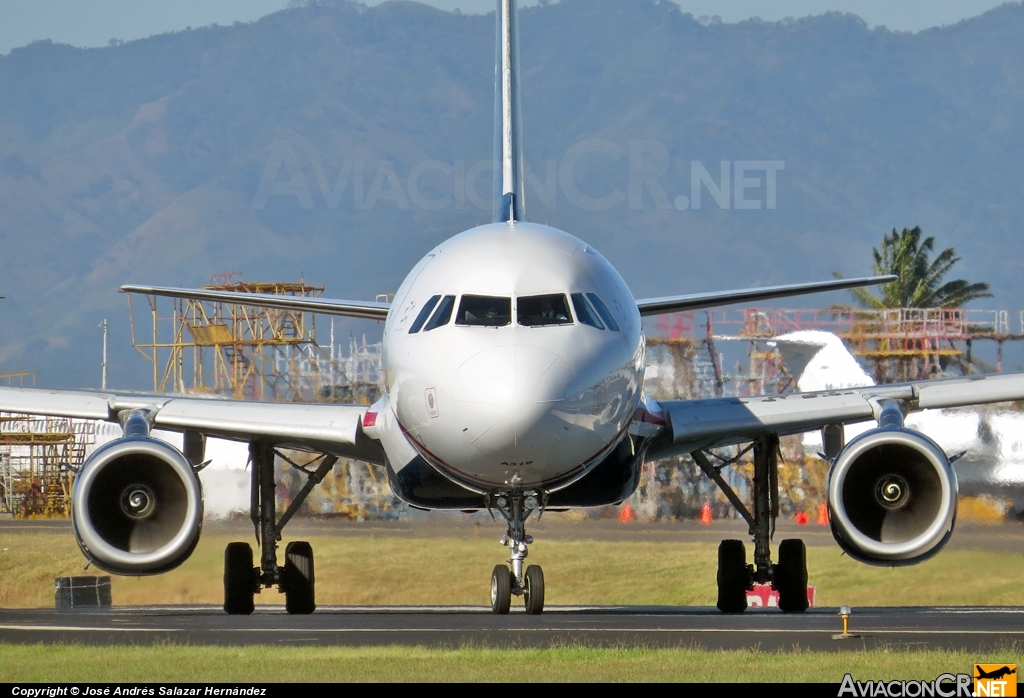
[838, 226, 992, 308]
[834, 227, 993, 382]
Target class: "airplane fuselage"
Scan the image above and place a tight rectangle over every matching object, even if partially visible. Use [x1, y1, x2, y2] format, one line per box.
[379, 221, 645, 494]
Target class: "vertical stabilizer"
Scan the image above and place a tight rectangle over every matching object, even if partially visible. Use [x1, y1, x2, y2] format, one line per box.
[772, 331, 874, 393]
[492, 0, 527, 223]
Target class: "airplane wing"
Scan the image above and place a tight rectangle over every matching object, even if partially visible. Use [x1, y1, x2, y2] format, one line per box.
[120, 285, 390, 321]
[634, 275, 896, 316]
[127, 276, 887, 322]
[0, 386, 383, 464]
[646, 372, 1024, 457]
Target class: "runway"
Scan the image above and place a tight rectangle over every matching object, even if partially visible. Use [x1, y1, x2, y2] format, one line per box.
[1, 605, 1022, 651]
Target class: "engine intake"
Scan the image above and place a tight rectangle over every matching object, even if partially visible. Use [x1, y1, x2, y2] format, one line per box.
[72, 412, 203, 575]
[828, 419, 957, 565]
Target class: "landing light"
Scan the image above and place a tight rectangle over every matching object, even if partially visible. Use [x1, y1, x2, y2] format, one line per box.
[833, 605, 860, 640]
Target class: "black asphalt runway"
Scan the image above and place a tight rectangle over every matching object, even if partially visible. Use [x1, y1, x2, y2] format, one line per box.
[1, 604, 1022, 651]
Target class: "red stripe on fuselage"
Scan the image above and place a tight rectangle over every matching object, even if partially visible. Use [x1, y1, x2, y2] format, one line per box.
[632, 406, 665, 426]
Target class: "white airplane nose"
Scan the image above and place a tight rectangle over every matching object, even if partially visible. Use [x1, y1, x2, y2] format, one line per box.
[454, 344, 576, 461]
[454, 344, 574, 406]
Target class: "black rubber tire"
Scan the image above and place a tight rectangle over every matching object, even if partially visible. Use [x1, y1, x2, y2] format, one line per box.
[490, 564, 512, 614]
[774, 539, 809, 613]
[716, 539, 749, 614]
[283, 541, 316, 615]
[224, 542, 255, 615]
[524, 565, 545, 615]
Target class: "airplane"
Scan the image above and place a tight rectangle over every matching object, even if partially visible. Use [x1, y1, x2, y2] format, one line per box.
[3, 0, 1024, 616]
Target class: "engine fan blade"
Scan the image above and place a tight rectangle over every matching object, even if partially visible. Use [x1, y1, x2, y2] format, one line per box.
[879, 509, 921, 544]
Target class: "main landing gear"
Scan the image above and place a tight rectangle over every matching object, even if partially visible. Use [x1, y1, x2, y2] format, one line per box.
[223, 442, 337, 615]
[488, 489, 545, 615]
[693, 434, 809, 614]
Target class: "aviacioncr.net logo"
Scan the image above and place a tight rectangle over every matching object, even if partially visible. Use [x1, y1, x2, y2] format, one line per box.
[838, 674, 974, 697]
[974, 664, 1017, 697]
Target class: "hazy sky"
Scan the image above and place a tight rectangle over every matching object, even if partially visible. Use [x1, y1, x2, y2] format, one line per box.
[0, 0, 1014, 55]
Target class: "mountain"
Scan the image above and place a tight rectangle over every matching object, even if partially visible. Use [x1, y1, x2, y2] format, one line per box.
[2, 0, 1024, 388]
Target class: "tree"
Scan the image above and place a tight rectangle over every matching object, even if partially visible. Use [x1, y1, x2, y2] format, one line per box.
[839, 226, 992, 308]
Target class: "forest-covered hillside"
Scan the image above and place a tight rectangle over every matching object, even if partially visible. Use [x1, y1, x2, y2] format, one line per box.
[2, 0, 1023, 386]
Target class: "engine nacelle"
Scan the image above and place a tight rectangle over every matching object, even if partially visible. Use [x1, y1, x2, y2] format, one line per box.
[828, 425, 957, 565]
[72, 412, 203, 575]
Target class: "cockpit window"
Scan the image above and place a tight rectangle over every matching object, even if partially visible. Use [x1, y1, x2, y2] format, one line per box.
[424, 295, 456, 331]
[408, 295, 441, 334]
[518, 294, 572, 327]
[570, 293, 604, 329]
[456, 295, 511, 326]
[586, 293, 620, 332]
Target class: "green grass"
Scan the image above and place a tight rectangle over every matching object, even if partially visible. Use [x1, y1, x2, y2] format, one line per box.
[0, 644, 1019, 682]
[3, 531, 1024, 608]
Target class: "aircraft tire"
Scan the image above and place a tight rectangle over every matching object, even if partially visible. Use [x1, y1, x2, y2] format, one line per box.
[490, 564, 512, 614]
[775, 539, 809, 613]
[283, 541, 316, 615]
[224, 542, 255, 615]
[716, 539, 748, 614]
[524, 564, 545, 615]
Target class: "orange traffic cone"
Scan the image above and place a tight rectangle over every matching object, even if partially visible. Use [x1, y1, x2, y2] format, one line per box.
[795, 512, 809, 525]
[817, 502, 829, 526]
[700, 502, 712, 525]
[619, 504, 635, 523]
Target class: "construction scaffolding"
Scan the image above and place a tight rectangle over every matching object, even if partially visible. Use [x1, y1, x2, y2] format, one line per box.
[0, 372, 36, 387]
[0, 414, 95, 517]
[649, 306, 1024, 390]
[126, 273, 382, 403]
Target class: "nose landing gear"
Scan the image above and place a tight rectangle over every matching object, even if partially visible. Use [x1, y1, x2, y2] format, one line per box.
[489, 489, 545, 615]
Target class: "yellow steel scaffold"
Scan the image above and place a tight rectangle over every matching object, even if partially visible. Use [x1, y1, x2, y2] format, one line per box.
[0, 372, 36, 387]
[0, 414, 95, 518]
[651, 306, 1024, 386]
[126, 274, 353, 402]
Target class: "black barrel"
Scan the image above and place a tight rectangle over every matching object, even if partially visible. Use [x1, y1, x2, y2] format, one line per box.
[54, 576, 112, 612]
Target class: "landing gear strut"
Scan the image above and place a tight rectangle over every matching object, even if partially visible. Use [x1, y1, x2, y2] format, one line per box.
[222, 442, 336, 615]
[489, 489, 545, 615]
[693, 434, 808, 613]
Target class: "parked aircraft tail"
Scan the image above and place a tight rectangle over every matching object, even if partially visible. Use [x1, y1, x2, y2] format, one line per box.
[771, 330, 874, 393]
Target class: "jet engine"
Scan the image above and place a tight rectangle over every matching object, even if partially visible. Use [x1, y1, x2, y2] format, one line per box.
[827, 402, 957, 565]
[72, 411, 203, 575]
